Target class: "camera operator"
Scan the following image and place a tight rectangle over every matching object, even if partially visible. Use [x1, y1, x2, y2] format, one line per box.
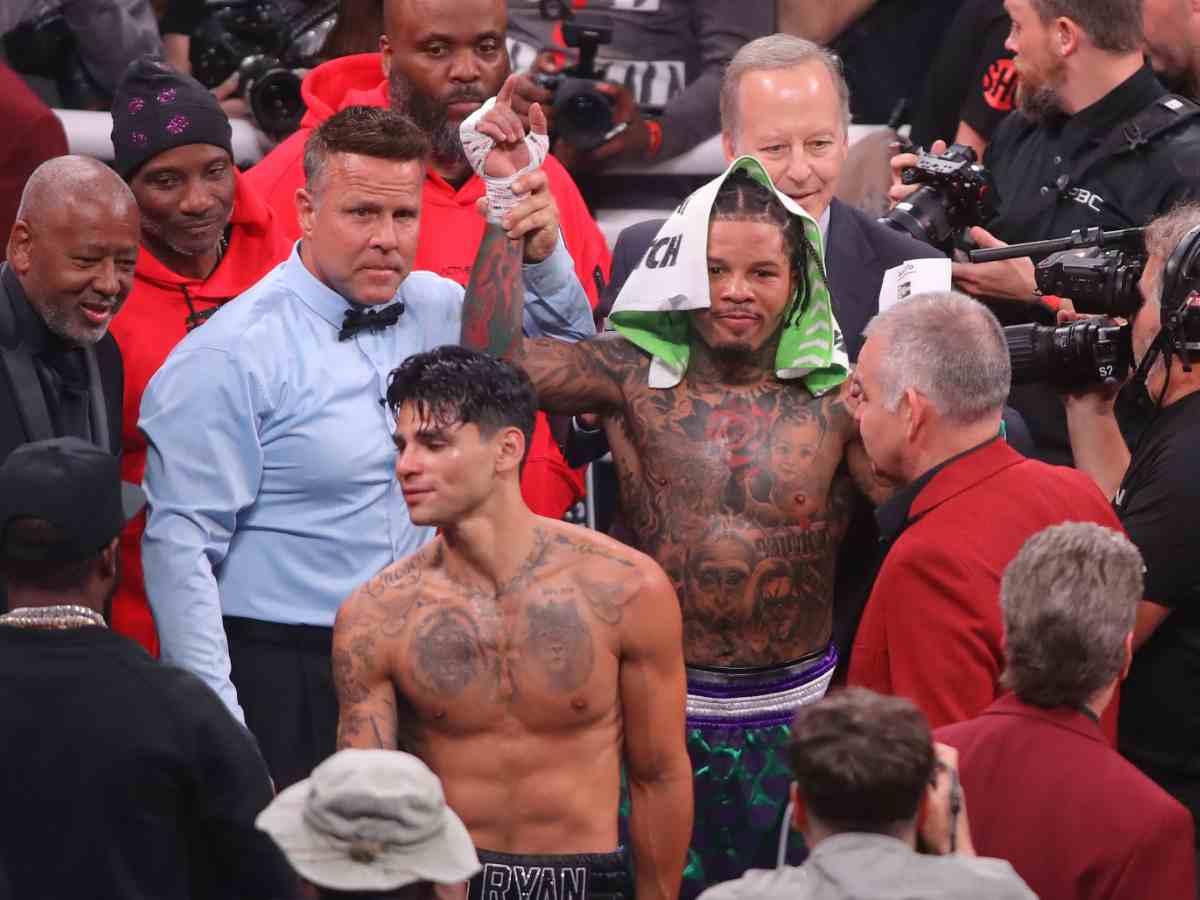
[891, 0, 1200, 464]
[506, 0, 773, 172]
[1062, 203, 1200, 874]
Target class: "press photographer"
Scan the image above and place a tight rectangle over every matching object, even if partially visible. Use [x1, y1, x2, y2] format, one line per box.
[1060, 204, 1200, 872]
[506, 1, 772, 172]
[890, 0, 1200, 463]
[162, 0, 337, 136]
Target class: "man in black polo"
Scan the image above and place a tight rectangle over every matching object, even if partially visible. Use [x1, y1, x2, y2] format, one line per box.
[1063, 204, 1200, 880]
[892, 0, 1200, 463]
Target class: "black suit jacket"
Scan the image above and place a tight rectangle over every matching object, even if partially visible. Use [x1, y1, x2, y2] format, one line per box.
[599, 198, 946, 362]
[0, 263, 123, 464]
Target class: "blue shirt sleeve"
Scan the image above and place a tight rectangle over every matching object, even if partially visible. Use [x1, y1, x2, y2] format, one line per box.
[520, 233, 597, 341]
[140, 346, 269, 724]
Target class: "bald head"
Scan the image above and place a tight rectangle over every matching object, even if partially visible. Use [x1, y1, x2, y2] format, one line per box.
[8, 156, 140, 347]
[15, 155, 136, 227]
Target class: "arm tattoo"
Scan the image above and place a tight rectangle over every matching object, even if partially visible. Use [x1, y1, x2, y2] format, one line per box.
[462, 222, 524, 359]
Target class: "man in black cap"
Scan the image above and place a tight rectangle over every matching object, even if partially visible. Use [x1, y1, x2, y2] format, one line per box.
[105, 55, 289, 657]
[1, 155, 138, 464]
[0, 436, 296, 900]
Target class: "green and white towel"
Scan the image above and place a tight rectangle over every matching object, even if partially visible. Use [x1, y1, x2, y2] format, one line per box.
[608, 155, 849, 395]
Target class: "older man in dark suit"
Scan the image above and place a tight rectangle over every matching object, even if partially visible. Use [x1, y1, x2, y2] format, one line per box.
[600, 33, 943, 360]
[1, 156, 137, 464]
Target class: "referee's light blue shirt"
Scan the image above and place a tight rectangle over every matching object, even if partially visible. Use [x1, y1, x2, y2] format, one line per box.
[140, 239, 594, 722]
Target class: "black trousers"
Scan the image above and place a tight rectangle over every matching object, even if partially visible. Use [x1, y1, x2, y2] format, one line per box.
[225, 616, 339, 792]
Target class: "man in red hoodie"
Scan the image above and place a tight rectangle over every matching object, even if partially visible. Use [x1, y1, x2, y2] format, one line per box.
[107, 56, 291, 655]
[245, 0, 611, 521]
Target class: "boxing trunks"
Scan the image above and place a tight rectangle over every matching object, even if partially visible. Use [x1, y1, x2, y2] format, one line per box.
[681, 645, 837, 899]
[467, 848, 632, 900]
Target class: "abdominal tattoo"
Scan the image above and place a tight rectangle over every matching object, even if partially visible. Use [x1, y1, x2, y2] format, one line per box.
[612, 371, 855, 664]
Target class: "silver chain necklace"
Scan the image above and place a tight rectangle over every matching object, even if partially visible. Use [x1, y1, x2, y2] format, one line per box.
[0, 605, 106, 630]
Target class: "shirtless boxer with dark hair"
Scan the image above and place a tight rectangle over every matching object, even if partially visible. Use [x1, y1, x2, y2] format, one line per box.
[332, 346, 692, 900]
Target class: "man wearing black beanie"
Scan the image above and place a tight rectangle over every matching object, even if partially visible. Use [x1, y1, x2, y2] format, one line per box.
[106, 55, 290, 660]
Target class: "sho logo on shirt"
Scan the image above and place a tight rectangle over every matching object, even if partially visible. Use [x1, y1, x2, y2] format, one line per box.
[478, 862, 589, 900]
[982, 58, 1017, 112]
[1067, 186, 1105, 212]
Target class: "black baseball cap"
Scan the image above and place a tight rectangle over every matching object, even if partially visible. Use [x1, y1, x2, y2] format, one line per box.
[0, 437, 146, 562]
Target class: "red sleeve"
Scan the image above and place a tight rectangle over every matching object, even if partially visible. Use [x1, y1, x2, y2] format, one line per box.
[0, 65, 68, 253]
[1110, 801, 1196, 900]
[543, 156, 611, 310]
[242, 130, 309, 242]
[863, 542, 1003, 729]
[520, 412, 585, 518]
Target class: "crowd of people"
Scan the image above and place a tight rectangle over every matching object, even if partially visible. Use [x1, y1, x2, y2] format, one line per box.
[2, 1, 1200, 899]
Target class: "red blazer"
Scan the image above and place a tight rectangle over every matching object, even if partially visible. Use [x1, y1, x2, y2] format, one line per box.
[938, 695, 1196, 900]
[847, 439, 1123, 730]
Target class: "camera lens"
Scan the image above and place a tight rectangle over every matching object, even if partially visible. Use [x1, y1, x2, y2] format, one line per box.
[1005, 319, 1132, 388]
[880, 188, 955, 251]
[553, 79, 614, 151]
[248, 68, 305, 138]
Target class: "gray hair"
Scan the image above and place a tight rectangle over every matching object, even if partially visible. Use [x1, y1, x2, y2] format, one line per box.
[15, 155, 136, 224]
[1143, 202, 1200, 303]
[861, 291, 1011, 424]
[1001, 522, 1142, 708]
[720, 33, 852, 141]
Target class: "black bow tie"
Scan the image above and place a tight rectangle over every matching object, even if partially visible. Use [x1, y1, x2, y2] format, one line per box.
[338, 302, 406, 342]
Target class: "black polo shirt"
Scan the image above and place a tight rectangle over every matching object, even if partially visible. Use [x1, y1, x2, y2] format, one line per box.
[1115, 389, 1200, 798]
[985, 64, 1200, 247]
[910, 0, 1015, 150]
[979, 66, 1200, 463]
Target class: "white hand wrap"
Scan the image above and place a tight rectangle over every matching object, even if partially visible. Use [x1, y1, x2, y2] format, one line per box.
[459, 96, 550, 223]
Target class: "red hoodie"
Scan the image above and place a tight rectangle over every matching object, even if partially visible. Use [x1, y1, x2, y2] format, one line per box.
[245, 53, 609, 523]
[109, 172, 291, 655]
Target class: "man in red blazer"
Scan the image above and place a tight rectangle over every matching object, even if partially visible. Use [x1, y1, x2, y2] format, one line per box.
[846, 291, 1123, 730]
[937, 522, 1196, 900]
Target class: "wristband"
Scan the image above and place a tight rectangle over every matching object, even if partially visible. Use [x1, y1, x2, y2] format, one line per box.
[644, 118, 663, 160]
[1041, 294, 1064, 314]
[458, 96, 550, 223]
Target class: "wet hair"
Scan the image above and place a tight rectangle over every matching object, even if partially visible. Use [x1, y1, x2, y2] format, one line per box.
[789, 689, 936, 834]
[385, 346, 537, 460]
[709, 170, 811, 325]
[304, 105, 431, 197]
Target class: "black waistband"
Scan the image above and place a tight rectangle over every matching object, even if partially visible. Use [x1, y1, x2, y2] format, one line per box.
[222, 615, 333, 652]
[467, 847, 630, 900]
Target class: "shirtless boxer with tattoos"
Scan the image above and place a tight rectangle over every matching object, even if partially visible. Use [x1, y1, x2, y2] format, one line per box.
[461, 138, 869, 893]
[333, 347, 692, 900]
